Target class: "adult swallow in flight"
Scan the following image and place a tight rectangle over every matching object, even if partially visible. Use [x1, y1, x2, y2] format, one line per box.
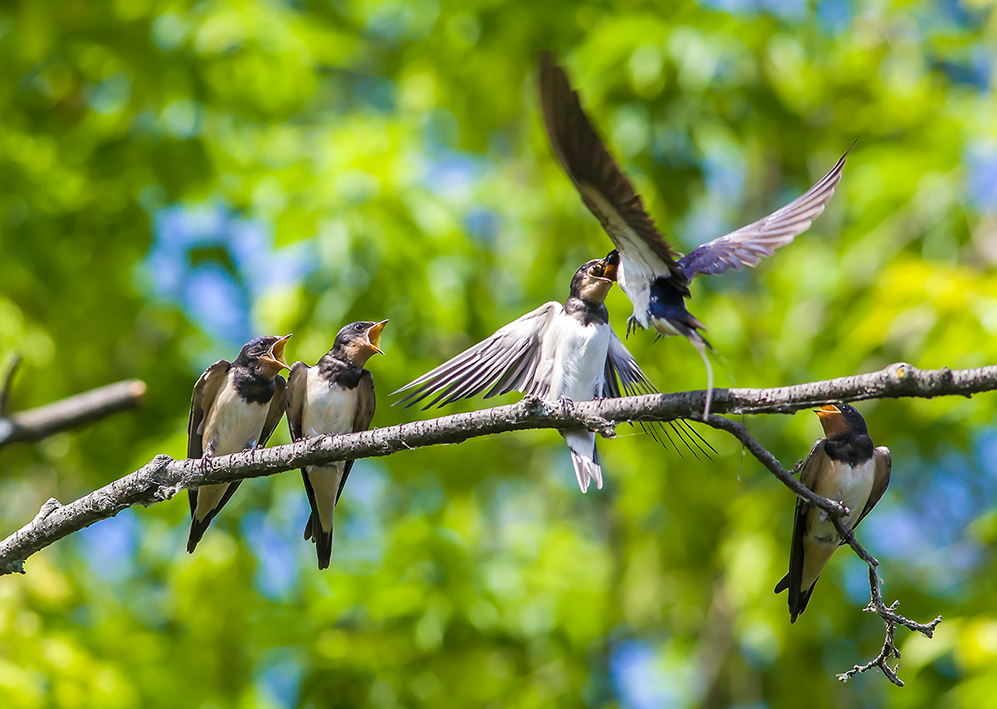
[540, 54, 848, 416]
[393, 253, 682, 493]
[284, 320, 386, 569]
[774, 404, 892, 622]
[186, 334, 291, 553]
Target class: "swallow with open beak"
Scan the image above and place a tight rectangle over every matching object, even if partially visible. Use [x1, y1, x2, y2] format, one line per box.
[186, 334, 291, 553]
[393, 253, 693, 493]
[540, 54, 849, 417]
[284, 320, 386, 569]
[774, 404, 892, 621]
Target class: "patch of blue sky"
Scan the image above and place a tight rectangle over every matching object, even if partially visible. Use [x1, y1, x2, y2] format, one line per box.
[679, 141, 747, 250]
[699, 0, 807, 21]
[610, 638, 697, 709]
[816, 0, 851, 34]
[241, 510, 300, 600]
[142, 202, 317, 348]
[76, 509, 138, 583]
[254, 648, 303, 709]
[336, 461, 388, 564]
[968, 141, 997, 215]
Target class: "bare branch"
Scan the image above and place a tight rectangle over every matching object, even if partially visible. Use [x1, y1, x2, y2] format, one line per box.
[0, 379, 147, 450]
[700, 415, 943, 686]
[0, 360, 981, 682]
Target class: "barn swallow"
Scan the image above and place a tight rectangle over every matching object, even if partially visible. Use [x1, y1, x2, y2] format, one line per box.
[540, 54, 848, 417]
[186, 334, 291, 553]
[774, 404, 892, 622]
[284, 320, 386, 569]
[393, 253, 697, 493]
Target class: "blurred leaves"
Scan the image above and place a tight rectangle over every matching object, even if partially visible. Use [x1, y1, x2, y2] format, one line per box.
[2, 0, 997, 707]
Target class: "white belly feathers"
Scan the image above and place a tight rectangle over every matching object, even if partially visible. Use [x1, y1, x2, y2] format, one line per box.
[302, 366, 357, 439]
[544, 315, 610, 401]
[811, 457, 877, 543]
[202, 379, 270, 456]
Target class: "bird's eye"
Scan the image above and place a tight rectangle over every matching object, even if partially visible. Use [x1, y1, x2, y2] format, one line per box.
[354, 323, 363, 331]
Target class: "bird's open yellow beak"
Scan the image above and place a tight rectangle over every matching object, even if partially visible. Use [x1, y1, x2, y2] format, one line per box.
[814, 404, 841, 420]
[269, 334, 292, 370]
[366, 320, 388, 355]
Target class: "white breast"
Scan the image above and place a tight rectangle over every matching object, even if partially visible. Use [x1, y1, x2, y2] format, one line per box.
[301, 367, 357, 438]
[203, 379, 270, 456]
[810, 457, 877, 542]
[543, 315, 610, 402]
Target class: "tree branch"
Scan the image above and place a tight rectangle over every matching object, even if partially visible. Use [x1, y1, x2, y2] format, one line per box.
[0, 361, 983, 680]
[0, 379, 148, 450]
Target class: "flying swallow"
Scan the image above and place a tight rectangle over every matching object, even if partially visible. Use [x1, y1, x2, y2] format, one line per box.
[540, 54, 848, 416]
[285, 320, 386, 569]
[774, 404, 892, 622]
[186, 334, 291, 553]
[393, 253, 686, 493]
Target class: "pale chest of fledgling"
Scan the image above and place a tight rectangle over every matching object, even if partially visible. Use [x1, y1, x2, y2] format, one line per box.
[202, 378, 270, 456]
[545, 315, 610, 401]
[810, 457, 877, 542]
[301, 367, 357, 439]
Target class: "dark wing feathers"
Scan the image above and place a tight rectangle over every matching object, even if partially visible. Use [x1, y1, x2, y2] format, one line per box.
[392, 302, 560, 408]
[187, 360, 230, 460]
[853, 446, 892, 531]
[602, 331, 656, 398]
[337, 370, 377, 505]
[539, 54, 687, 291]
[678, 148, 849, 280]
[284, 362, 309, 442]
[779, 439, 827, 621]
[259, 375, 287, 447]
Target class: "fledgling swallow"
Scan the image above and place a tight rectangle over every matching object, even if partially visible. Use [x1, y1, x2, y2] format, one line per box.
[284, 320, 386, 569]
[186, 334, 291, 553]
[392, 253, 702, 493]
[540, 54, 848, 416]
[774, 404, 892, 622]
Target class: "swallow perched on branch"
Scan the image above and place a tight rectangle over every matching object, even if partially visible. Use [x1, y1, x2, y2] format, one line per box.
[775, 404, 892, 622]
[539, 54, 848, 417]
[186, 335, 291, 553]
[284, 320, 386, 569]
[393, 253, 701, 492]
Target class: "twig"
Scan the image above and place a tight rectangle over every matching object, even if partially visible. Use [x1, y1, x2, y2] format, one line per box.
[0, 379, 147, 450]
[0, 354, 21, 417]
[701, 415, 943, 686]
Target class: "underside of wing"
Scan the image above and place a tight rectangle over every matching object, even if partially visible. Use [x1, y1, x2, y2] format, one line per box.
[540, 54, 687, 292]
[392, 302, 561, 409]
[678, 147, 850, 280]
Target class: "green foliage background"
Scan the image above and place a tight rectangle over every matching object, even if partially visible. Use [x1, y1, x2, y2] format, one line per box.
[2, 0, 997, 706]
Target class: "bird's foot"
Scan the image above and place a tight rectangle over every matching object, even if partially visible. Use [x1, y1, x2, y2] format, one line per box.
[199, 452, 213, 475]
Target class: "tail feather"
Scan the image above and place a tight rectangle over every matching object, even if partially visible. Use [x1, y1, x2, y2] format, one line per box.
[187, 517, 211, 554]
[774, 571, 817, 623]
[563, 430, 602, 493]
[303, 513, 334, 571]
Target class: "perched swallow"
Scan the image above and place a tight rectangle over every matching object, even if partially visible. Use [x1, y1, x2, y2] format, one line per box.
[186, 335, 291, 553]
[393, 253, 676, 493]
[540, 54, 848, 416]
[774, 404, 892, 622]
[285, 320, 386, 569]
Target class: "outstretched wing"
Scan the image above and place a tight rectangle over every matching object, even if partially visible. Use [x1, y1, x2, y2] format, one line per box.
[678, 148, 849, 280]
[540, 54, 687, 293]
[602, 331, 655, 399]
[393, 301, 562, 409]
[187, 360, 230, 460]
[602, 332, 714, 458]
